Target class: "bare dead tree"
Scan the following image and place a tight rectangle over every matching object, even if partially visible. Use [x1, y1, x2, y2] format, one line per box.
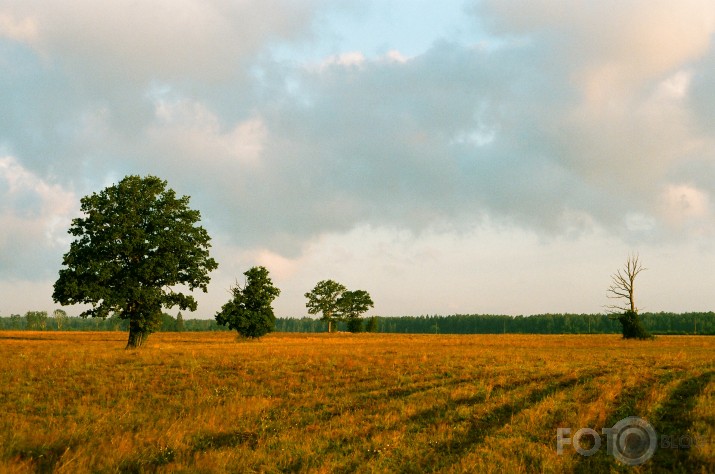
[606, 254, 646, 314]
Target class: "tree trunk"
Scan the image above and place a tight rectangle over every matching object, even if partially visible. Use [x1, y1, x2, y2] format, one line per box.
[126, 320, 148, 349]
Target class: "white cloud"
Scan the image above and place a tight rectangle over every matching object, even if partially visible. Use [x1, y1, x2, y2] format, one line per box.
[321, 51, 366, 69]
[149, 96, 267, 167]
[657, 70, 693, 101]
[661, 184, 711, 224]
[0, 156, 77, 278]
[0, 0, 322, 82]
[384, 49, 409, 63]
[478, 0, 715, 103]
[0, 12, 37, 43]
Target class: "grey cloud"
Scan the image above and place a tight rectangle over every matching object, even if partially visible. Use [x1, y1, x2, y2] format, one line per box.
[690, 49, 715, 134]
[0, 0, 325, 181]
[180, 43, 584, 252]
[1, 0, 713, 268]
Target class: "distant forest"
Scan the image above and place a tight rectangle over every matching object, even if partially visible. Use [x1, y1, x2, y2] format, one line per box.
[0, 312, 713, 335]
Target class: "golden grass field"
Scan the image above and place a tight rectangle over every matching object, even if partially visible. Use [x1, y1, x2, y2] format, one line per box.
[0, 331, 712, 473]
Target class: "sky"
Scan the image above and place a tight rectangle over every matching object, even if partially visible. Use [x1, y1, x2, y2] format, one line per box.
[1, 0, 714, 318]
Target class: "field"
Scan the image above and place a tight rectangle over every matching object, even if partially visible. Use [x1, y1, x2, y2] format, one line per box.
[0, 332, 712, 473]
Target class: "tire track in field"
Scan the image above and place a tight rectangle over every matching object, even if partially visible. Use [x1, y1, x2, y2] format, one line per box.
[413, 368, 609, 472]
[264, 369, 601, 472]
[362, 371, 556, 404]
[572, 369, 709, 474]
[296, 370, 560, 428]
[648, 370, 713, 473]
[310, 370, 600, 473]
[570, 369, 674, 473]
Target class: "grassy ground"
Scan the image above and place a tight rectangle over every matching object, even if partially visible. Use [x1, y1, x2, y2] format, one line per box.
[0, 332, 712, 473]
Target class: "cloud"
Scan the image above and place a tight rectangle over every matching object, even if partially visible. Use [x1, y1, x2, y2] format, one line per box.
[661, 184, 712, 234]
[148, 95, 267, 168]
[0, 1, 714, 316]
[236, 32, 711, 251]
[0, 0, 325, 182]
[476, 0, 715, 98]
[6, 0, 712, 253]
[0, 156, 77, 279]
[0, 11, 37, 43]
[0, 0, 322, 82]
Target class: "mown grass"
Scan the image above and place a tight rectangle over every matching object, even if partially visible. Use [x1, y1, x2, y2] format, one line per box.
[0, 332, 712, 473]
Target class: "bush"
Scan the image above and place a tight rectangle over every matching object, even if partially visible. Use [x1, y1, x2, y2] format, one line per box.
[346, 318, 363, 333]
[618, 311, 652, 339]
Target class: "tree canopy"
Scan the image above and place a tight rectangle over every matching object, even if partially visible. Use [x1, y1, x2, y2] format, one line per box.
[305, 280, 347, 332]
[338, 290, 374, 332]
[305, 280, 373, 332]
[215, 266, 281, 339]
[52, 175, 218, 348]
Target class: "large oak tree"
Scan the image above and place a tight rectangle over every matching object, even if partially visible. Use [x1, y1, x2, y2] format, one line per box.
[53, 175, 218, 348]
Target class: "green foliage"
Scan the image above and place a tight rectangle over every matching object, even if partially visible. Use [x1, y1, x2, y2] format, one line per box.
[9, 314, 23, 329]
[53, 309, 68, 330]
[2, 312, 714, 335]
[176, 312, 185, 332]
[273, 312, 715, 335]
[304, 280, 347, 332]
[215, 266, 281, 339]
[365, 316, 378, 333]
[52, 175, 218, 348]
[346, 318, 363, 333]
[337, 290, 374, 333]
[160, 313, 178, 332]
[616, 310, 653, 339]
[305, 281, 374, 332]
[25, 311, 48, 330]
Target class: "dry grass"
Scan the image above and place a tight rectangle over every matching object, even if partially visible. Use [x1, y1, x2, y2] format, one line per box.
[0, 332, 712, 473]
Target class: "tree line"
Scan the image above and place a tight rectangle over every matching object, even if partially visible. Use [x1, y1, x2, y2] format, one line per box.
[40, 174, 713, 346]
[2, 312, 712, 335]
[0, 311, 210, 332]
[277, 312, 715, 335]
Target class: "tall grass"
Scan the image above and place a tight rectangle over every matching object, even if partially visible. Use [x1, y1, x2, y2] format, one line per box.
[0, 332, 712, 472]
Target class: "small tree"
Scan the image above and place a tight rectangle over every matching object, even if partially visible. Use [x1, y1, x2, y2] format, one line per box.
[365, 316, 378, 333]
[160, 313, 177, 332]
[25, 311, 48, 330]
[9, 314, 22, 329]
[617, 310, 651, 340]
[337, 290, 374, 333]
[606, 254, 651, 339]
[216, 266, 281, 339]
[305, 280, 347, 333]
[176, 312, 185, 332]
[53, 309, 68, 331]
[53, 175, 218, 348]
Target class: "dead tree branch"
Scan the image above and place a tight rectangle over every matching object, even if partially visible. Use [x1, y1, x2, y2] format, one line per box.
[606, 254, 646, 314]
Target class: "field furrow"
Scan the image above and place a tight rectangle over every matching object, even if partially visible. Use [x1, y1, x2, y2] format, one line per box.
[0, 332, 712, 473]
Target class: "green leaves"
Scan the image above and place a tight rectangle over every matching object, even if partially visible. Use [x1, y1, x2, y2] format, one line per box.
[304, 280, 374, 332]
[304, 280, 347, 323]
[52, 175, 218, 347]
[337, 290, 374, 320]
[215, 266, 281, 339]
